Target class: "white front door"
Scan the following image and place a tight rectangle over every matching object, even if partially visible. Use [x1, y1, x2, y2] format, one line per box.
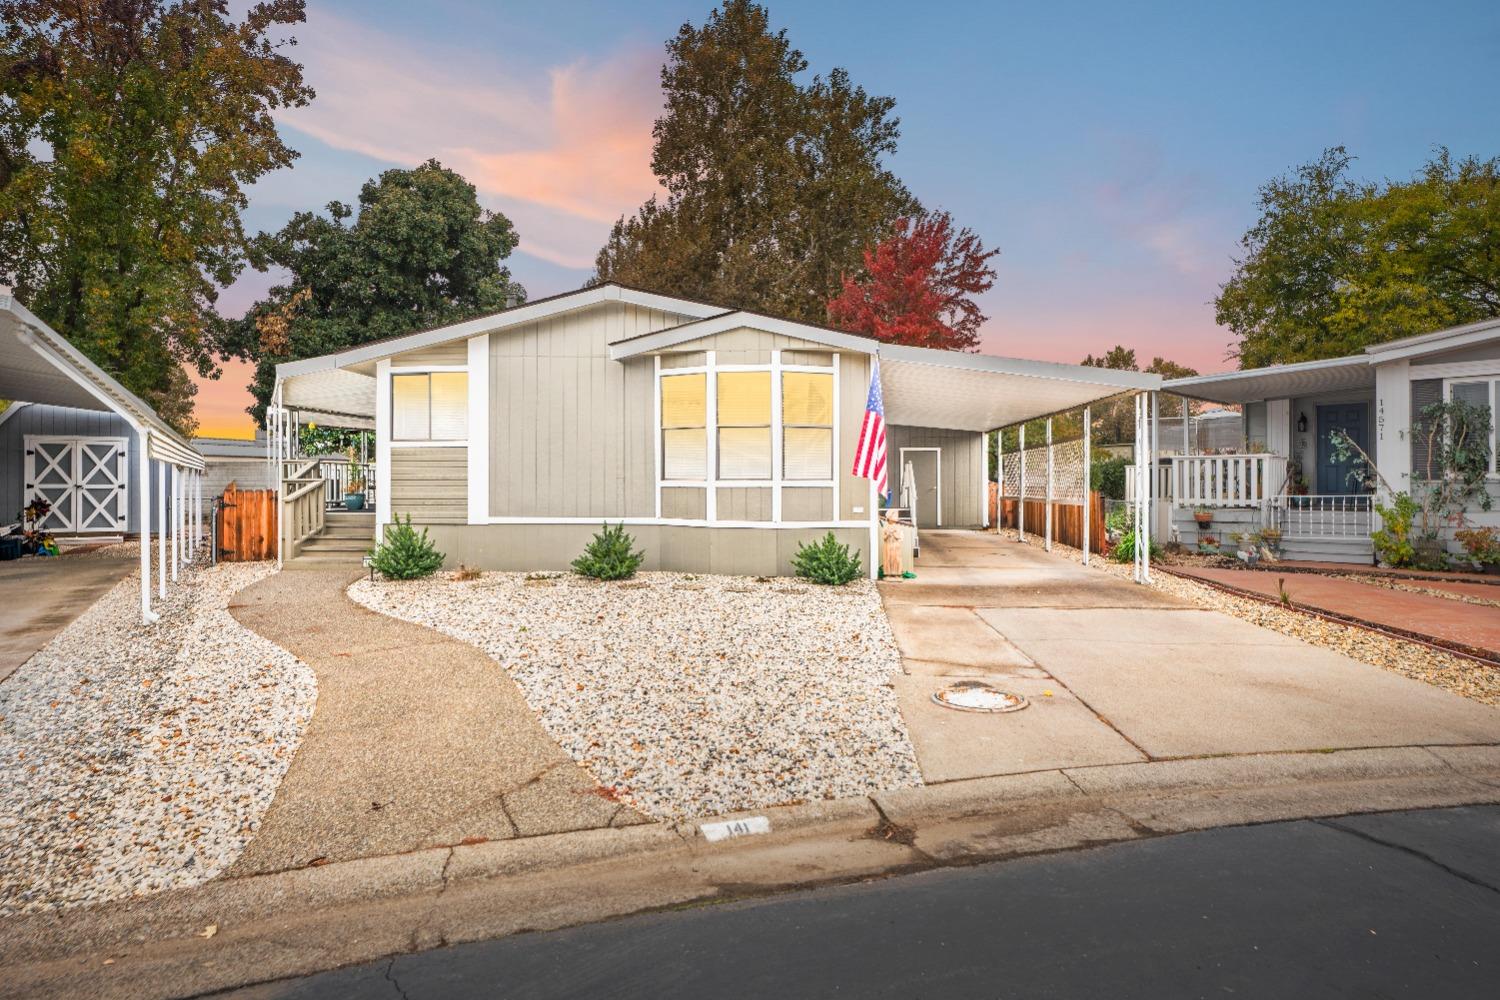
[24, 436, 129, 533]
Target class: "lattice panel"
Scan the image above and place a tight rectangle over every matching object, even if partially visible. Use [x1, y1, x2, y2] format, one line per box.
[1023, 447, 1048, 499]
[1052, 439, 1087, 502]
[998, 442, 1088, 502]
[999, 452, 1022, 498]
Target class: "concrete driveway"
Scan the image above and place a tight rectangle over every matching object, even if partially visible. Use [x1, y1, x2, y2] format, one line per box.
[881, 531, 1500, 783]
[0, 551, 134, 683]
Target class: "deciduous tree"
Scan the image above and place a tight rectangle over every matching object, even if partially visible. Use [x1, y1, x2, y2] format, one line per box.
[591, 0, 917, 323]
[0, 0, 314, 433]
[1217, 147, 1500, 367]
[224, 161, 524, 424]
[826, 212, 999, 350]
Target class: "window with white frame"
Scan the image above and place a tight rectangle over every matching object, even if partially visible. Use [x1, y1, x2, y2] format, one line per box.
[661, 373, 707, 479]
[782, 371, 834, 479]
[1448, 377, 1498, 474]
[717, 371, 772, 479]
[392, 372, 468, 441]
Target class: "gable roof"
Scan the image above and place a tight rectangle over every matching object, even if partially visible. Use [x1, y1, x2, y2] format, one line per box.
[1361, 315, 1500, 361]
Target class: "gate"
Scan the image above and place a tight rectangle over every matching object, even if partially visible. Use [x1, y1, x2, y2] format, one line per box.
[215, 482, 278, 561]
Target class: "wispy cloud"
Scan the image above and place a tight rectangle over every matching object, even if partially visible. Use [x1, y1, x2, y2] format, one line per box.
[276, 11, 664, 269]
[1090, 135, 1225, 278]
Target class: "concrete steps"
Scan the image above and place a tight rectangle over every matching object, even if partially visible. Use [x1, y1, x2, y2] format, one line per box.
[1280, 536, 1374, 565]
[290, 510, 375, 564]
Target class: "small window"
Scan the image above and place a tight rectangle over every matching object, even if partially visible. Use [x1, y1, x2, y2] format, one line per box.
[392, 372, 468, 441]
[782, 372, 834, 480]
[718, 371, 771, 479]
[662, 373, 707, 480]
[1451, 380, 1496, 474]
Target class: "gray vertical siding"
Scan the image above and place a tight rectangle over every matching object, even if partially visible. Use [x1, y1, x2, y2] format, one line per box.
[886, 424, 984, 527]
[489, 301, 691, 518]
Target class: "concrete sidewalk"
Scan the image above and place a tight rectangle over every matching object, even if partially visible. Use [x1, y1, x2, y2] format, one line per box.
[880, 532, 1500, 782]
[0, 552, 134, 683]
[225, 568, 641, 876]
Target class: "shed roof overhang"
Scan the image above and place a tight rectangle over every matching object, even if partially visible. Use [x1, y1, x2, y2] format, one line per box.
[610, 310, 1162, 431]
[0, 293, 203, 469]
[1163, 354, 1375, 405]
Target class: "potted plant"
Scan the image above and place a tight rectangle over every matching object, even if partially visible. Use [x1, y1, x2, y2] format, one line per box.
[1192, 505, 1214, 528]
[1197, 533, 1220, 554]
[1455, 527, 1500, 574]
[344, 475, 367, 511]
[1259, 525, 1283, 556]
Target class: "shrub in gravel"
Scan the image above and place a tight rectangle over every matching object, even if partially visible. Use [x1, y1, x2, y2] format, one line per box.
[369, 515, 446, 579]
[1109, 529, 1163, 564]
[792, 532, 863, 586]
[572, 522, 645, 580]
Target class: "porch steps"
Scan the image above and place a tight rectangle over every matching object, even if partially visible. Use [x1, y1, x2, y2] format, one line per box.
[289, 511, 374, 565]
[1280, 536, 1374, 565]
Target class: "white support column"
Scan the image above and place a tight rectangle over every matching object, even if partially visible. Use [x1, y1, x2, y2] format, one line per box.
[1045, 417, 1053, 552]
[1145, 391, 1156, 583]
[1082, 405, 1092, 566]
[1018, 424, 1027, 541]
[171, 465, 180, 581]
[195, 471, 202, 557]
[980, 431, 990, 529]
[770, 350, 783, 523]
[1133, 394, 1142, 582]
[375, 358, 392, 542]
[157, 461, 167, 599]
[1182, 394, 1191, 456]
[704, 351, 717, 524]
[139, 434, 155, 623]
[996, 429, 1004, 532]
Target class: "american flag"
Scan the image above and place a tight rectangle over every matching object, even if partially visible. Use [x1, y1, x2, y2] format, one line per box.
[852, 357, 889, 501]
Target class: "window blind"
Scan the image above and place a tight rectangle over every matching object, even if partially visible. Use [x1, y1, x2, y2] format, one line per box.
[1410, 378, 1442, 480]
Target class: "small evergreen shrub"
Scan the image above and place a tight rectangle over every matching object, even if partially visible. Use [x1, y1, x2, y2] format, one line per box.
[1371, 493, 1418, 568]
[369, 515, 446, 579]
[791, 532, 863, 586]
[572, 522, 645, 580]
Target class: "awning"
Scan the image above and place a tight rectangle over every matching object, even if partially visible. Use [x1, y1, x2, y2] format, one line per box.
[1164, 354, 1374, 405]
[0, 292, 203, 470]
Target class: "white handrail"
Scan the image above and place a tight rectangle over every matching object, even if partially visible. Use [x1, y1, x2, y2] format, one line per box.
[1166, 454, 1288, 508]
[1270, 493, 1374, 538]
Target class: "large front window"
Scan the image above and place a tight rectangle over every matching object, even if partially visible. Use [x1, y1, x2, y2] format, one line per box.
[782, 372, 834, 479]
[392, 372, 467, 441]
[1449, 378, 1498, 474]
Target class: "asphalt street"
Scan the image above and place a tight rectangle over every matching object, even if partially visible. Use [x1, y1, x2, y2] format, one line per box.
[222, 805, 1500, 1000]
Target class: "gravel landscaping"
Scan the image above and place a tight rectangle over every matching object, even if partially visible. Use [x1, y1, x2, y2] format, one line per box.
[347, 571, 921, 820]
[1002, 529, 1500, 706]
[0, 560, 316, 916]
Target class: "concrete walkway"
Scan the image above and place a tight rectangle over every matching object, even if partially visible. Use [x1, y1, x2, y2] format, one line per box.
[880, 531, 1500, 782]
[227, 567, 641, 876]
[0, 553, 134, 683]
[1173, 564, 1500, 656]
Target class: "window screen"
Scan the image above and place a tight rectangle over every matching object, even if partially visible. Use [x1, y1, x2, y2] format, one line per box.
[392, 374, 431, 440]
[718, 372, 771, 479]
[783, 372, 834, 480]
[430, 372, 468, 439]
[662, 373, 707, 480]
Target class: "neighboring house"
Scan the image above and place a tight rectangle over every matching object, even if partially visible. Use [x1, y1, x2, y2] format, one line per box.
[269, 284, 1158, 574]
[1161, 317, 1500, 563]
[196, 432, 276, 496]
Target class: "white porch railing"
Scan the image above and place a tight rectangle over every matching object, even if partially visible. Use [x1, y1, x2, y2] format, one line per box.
[1270, 494, 1375, 539]
[1170, 454, 1287, 508]
[279, 458, 376, 509]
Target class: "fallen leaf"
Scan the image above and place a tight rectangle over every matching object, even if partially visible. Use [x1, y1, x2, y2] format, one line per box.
[1042, 690, 1054, 697]
[198, 924, 217, 939]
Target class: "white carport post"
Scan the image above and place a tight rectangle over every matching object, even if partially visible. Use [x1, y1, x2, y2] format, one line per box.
[980, 431, 990, 529]
[1018, 424, 1026, 541]
[157, 462, 167, 598]
[996, 431, 1004, 532]
[1082, 404, 1092, 566]
[139, 433, 155, 623]
[171, 465, 180, 581]
[1044, 417, 1053, 552]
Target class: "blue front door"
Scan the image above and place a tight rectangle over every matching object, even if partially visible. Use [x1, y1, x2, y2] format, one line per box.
[1315, 403, 1370, 494]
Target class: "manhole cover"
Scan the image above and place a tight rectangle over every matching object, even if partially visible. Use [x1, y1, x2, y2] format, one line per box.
[931, 681, 1029, 714]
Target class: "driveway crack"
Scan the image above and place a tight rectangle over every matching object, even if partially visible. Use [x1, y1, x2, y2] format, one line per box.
[383, 956, 412, 1000]
[1316, 817, 1500, 896]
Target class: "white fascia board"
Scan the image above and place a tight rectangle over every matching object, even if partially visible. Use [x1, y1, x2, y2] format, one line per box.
[1361, 320, 1500, 362]
[879, 343, 1163, 390]
[609, 311, 879, 359]
[1164, 354, 1371, 394]
[277, 285, 727, 381]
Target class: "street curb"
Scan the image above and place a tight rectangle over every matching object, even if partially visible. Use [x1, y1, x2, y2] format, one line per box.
[4, 744, 1500, 1000]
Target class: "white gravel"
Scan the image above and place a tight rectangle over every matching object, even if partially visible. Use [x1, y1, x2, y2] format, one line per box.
[0, 559, 316, 916]
[348, 572, 921, 820]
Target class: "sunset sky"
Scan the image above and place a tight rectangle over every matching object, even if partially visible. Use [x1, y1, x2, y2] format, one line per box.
[192, 0, 1499, 439]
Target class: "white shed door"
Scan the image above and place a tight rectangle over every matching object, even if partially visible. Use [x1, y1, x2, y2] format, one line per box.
[24, 436, 129, 533]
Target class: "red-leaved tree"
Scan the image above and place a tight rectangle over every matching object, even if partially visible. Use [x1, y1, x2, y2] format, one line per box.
[826, 212, 1000, 350]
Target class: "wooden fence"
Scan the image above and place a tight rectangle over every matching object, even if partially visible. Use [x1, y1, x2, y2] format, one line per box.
[216, 482, 277, 562]
[991, 484, 1108, 555]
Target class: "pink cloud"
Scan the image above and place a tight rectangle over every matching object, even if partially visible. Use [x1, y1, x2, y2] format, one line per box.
[276, 12, 664, 269]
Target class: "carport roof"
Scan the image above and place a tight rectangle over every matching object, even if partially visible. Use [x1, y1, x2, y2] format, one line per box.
[0, 292, 203, 469]
[1163, 355, 1375, 405]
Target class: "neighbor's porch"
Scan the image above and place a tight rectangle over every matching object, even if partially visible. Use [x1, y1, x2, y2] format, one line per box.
[1138, 356, 1381, 564]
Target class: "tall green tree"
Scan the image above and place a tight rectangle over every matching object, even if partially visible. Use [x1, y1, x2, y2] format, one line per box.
[592, 0, 918, 323]
[225, 160, 525, 424]
[0, 0, 314, 433]
[1217, 147, 1500, 368]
